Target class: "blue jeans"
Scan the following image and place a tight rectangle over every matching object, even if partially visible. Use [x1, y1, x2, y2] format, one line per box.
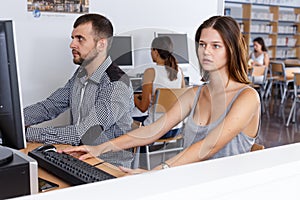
[132, 115, 148, 123]
[159, 128, 181, 139]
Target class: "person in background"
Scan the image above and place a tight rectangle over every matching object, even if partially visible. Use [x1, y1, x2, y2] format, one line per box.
[134, 36, 185, 138]
[62, 15, 260, 173]
[249, 37, 270, 67]
[24, 13, 134, 168]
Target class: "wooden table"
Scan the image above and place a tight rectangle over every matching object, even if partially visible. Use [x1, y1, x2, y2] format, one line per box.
[284, 59, 300, 67]
[21, 143, 126, 192]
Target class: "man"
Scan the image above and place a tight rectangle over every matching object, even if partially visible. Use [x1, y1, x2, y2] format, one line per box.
[24, 13, 135, 167]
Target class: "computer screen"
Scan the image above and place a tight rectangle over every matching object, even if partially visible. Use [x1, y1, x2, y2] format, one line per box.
[130, 77, 143, 94]
[0, 20, 26, 149]
[156, 33, 189, 64]
[109, 35, 134, 69]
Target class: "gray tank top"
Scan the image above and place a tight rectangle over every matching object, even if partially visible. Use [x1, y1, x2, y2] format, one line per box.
[182, 85, 257, 160]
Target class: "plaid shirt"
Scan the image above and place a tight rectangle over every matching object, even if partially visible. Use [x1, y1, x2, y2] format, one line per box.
[24, 56, 135, 167]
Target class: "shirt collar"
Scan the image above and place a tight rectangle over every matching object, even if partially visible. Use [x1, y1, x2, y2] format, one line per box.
[79, 56, 112, 84]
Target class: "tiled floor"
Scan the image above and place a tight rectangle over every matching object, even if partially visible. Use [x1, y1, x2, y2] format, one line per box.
[257, 94, 300, 149]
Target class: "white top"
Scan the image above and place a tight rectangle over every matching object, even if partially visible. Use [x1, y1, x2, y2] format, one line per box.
[151, 65, 183, 94]
[251, 52, 265, 65]
[144, 65, 183, 129]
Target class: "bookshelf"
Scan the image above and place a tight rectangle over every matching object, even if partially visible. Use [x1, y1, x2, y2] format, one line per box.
[225, 1, 300, 60]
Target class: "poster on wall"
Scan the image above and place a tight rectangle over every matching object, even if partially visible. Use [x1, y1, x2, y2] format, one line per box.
[27, 0, 89, 18]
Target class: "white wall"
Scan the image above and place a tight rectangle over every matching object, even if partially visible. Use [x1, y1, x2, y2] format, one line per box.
[0, 0, 223, 125]
[91, 0, 224, 82]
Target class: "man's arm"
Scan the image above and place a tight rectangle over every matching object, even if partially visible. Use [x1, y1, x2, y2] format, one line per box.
[26, 79, 134, 146]
[24, 73, 75, 126]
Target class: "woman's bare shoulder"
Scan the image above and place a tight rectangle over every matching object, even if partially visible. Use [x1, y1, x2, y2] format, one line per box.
[144, 67, 155, 75]
[143, 68, 155, 83]
[182, 85, 203, 99]
[238, 86, 261, 103]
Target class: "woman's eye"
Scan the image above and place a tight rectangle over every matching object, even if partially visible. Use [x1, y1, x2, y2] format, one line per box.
[214, 44, 220, 49]
[199, 43, 205, 48]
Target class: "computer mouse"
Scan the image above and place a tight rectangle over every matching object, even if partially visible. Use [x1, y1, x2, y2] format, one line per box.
[35, 144, 57, 152]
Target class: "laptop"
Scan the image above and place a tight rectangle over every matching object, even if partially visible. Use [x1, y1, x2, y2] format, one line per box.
[130, 77, 143, 94]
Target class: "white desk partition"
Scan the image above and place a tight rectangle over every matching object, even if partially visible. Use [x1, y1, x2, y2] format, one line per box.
[16, 143, 300, 200]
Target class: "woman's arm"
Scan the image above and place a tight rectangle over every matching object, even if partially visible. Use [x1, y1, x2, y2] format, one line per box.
[180, 69, 186, 88]
[153, 87, 260, 169]
[62, 87, 197, 160]
[134, 68, 154, 112]
[264, 52, 270, 67]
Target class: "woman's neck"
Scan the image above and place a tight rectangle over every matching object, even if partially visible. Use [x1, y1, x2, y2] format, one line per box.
[208, 69, 231, 92]
[156, 60, 165, 66]
[254, 50, 263, 55]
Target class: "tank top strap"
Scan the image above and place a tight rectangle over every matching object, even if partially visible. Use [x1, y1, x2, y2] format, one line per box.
[190, 85, 204, 114]
[226, 86, 251, 113]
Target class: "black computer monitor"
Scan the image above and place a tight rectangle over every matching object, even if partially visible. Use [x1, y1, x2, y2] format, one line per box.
[156, 33, 189, 64]
[109, 35, 134, 69]
[0, 20, 26, 150]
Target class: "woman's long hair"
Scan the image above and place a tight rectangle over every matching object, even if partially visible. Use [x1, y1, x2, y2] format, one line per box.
[253, 37, 268, 52]
[151, 36, 179, 81]
[195, 16, 249, 84]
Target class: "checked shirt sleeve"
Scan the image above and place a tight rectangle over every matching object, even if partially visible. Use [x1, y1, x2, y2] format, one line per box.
[25, 76, 134, 146]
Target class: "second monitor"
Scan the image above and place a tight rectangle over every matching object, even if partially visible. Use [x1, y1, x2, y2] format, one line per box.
[155, 33, 189, 64]
[109, 35, 134, 69]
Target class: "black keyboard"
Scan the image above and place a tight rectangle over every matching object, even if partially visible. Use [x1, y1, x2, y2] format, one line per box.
[28, 144, 116, 186]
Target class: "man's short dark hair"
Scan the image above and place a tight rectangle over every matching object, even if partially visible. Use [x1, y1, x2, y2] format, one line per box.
[74, 13, 113, 48]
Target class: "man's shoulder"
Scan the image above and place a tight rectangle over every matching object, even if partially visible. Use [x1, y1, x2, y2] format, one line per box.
[105, 62, 130, 86]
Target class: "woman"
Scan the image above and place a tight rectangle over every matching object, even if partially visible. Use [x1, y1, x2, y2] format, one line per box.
[249, 37, 270, 67]
[62, 16, 260, 173]
[134, 36, 185, 138]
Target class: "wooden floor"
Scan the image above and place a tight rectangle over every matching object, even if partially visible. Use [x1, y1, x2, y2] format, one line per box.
[257, 95, 300, 149]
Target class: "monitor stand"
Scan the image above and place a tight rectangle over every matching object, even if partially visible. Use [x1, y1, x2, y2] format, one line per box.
[0, 144, 39, 198]
[0, 129, 14, 166]
[0, 146, 14, 166]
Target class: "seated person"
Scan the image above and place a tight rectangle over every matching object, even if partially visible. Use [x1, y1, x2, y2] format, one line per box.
[134, 36, 185, 138]
[248, 37, 270, 84]
[62, 16, 261, 174]
[249, 37, 270, 67]
[24, 13, 134, 168]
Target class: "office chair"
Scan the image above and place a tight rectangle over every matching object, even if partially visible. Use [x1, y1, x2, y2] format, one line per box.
[286, 72, 300, 126]
[250, 66, 268, 97]
[249, 66, 268, 113]
[144, 87, 189, 170]
[269, 61, 294, 104]
[251, 143, 265, 152]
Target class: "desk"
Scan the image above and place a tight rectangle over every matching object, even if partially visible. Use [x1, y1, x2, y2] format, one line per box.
[284, 59, 300, 67]
[15, 142, 300, 199]
[20, 143, 125, 192]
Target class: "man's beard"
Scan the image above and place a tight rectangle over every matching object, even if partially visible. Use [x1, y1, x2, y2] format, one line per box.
[73, 47, 98, 67]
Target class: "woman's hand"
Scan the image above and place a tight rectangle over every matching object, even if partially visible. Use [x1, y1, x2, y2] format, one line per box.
[252, 61, 262, 66]
[119, 166, 148, 175]
[59, 145, 102, 160]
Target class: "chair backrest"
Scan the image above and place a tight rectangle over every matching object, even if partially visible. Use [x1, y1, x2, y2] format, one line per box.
[251, 66, 268, 84]
[270, 60, 284, 73]
[293, 72, 300, 96]
[153, 87, 189, 114]
[294, 72, 300, 86]
[252, 66, 267, 76]
[250, 143, 265, 152]
[269, 61, 287, 80]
